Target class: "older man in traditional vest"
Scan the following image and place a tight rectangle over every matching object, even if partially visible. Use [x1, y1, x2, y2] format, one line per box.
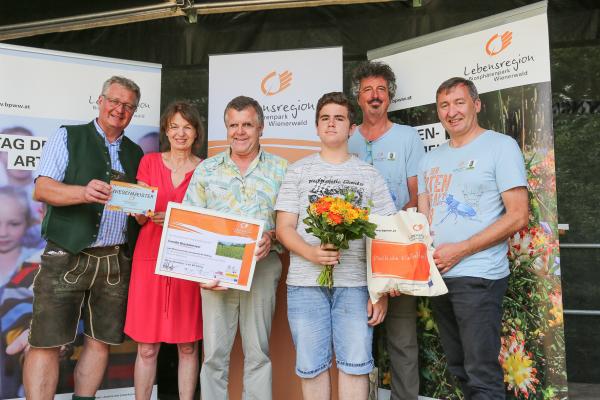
[25, 76, 144, 400]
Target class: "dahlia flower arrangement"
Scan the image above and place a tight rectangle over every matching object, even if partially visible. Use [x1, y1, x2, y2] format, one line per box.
[303, 193, 377, 288]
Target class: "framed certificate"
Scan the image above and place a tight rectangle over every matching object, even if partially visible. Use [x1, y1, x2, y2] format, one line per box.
[155, 202, 264, 291]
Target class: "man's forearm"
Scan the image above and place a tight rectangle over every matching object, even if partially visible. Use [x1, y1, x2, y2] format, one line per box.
[276, 225, 313, 260]
[462, 209, 528, 257]
[34, 176, 86, 206]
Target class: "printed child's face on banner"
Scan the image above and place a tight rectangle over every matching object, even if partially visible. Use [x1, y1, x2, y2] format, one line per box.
[436, 83, 481, 138]
[0, 193, 28, 254]
[316, 103, 351, 147]
[225, 107, 263, 157]
[357, 76, 391, 116]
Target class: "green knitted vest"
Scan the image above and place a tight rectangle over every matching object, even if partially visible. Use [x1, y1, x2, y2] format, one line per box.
[41, 121, 143, 254]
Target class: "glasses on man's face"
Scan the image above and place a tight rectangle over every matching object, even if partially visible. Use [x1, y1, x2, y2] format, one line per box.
[365, 140, 373, 165]
[102, 95, 137, 113]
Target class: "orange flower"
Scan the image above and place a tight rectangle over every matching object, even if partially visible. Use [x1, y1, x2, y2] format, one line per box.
[316, 201, 331, 214]
[327, 212, 343, 225]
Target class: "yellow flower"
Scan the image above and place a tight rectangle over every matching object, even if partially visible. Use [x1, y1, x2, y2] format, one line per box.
[548, 291, 564, 327]
[549, 307, 563, 327]
[344, 208, 360, 223]
[531, 232, 549, 248]
[359, 209, 369, 220]
[329, 202, 343, 214]
[499, 330, 539, 398]
[503, 353, 534, 387]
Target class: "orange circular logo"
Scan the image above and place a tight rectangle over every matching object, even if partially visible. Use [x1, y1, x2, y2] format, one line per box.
[485, 31, 512, 56]
[413, 224, 424, 232]
[261, 70, 293, 96]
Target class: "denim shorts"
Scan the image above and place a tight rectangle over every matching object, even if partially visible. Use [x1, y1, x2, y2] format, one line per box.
[287, 285, 374, 378]
[29, 241, 131, 347]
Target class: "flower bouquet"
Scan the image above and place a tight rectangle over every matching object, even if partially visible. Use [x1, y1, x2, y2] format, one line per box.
[303, 193, 377, 288]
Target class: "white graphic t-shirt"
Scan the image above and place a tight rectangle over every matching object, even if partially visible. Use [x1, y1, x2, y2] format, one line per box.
[275, 153, 395, 287]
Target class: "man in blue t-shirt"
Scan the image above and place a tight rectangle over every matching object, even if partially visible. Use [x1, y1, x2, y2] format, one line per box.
[348, 61, 424, 400]
[418, 77, 529, 399]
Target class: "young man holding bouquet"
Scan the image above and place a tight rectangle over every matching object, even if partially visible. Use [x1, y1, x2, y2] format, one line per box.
[275, 92, 396, 400]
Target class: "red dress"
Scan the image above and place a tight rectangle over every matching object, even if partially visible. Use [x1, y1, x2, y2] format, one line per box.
[124, 152, 202, 343]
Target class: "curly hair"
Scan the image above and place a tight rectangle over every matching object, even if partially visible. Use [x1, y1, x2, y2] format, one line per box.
[351, 61, 397, 100]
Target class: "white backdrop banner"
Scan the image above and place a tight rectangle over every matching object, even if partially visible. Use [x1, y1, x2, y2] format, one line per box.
[208, 47, 342, 161]
[0, 44, 161, 127]
[0, 43, 161, 400]
[374, 12, 551, 111]
[369, 3, 568, 398]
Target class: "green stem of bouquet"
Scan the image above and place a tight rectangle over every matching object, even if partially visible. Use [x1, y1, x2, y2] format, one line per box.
[317, 265, 334, 289]
[316, 239, 337, 288]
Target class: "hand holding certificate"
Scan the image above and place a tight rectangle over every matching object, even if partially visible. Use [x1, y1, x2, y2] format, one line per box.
[106, 181, 158, 216]
[155, 202, 264, 291]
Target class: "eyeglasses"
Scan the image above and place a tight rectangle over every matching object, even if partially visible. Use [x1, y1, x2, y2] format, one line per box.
[102, 95, 137, 113]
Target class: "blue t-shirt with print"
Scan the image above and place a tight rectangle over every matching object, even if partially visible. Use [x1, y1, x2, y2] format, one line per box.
[349, 123, 425, 211]
[417, 130, 527, 279]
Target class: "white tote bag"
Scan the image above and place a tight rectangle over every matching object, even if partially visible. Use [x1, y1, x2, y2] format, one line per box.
[367, 209, 447, 304]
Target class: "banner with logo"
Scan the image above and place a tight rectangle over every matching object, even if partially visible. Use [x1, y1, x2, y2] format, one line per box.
[0, 43, 161, 399]
[370, 2, 568, 399]
[375, 7, 550, 113]
[207, 47, 342, 161]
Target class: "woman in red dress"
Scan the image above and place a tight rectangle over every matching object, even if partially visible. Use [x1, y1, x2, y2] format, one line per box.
[125, 101, 204, 400]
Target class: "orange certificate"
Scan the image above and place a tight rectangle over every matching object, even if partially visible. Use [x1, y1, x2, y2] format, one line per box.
[155, 202, 264, 291]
